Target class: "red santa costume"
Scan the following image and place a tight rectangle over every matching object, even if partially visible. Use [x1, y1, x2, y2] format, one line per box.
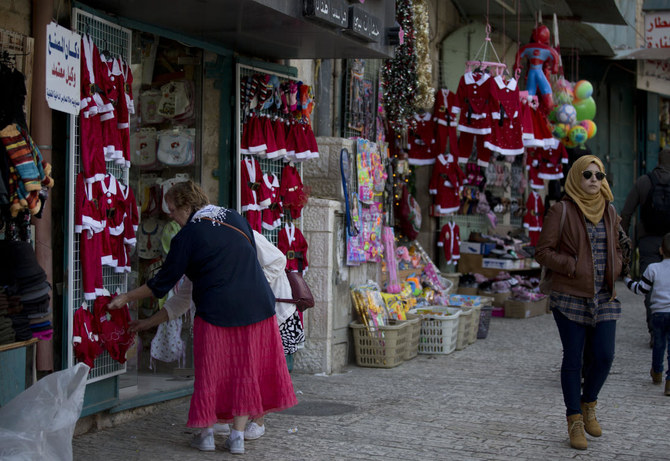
[93, 294, 134, 364]
[75, 173, 107, 300]
[279, 163, 305, 219]
[429, 153, 465, 216]
[453, 71, 493, 166]
[240, 156, 271, 232]
[261, 172, 283, 231]
[407, 112, 436, 165]
[277, 223, 309, 273]
[433, 88, 460, 159]
[525, 148, 545, 190]
[111, 58, 131, 168]
[79, 35, 109, 184]
[484, 75, 524, 157]
[72, 305, 103, 368]
[537, 142, 568, 180]
[437, 221, 461, 265]
[523, 191, 544, 246]
[98, 56, 123, 164]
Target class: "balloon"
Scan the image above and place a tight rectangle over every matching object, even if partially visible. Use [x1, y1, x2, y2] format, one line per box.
[574, 80, 593, 100]
[579, 120, 597, 139]
[552, 123, 570, 139]
[574, 97, 596, 121]
[548, 106, 558, 123]
[563, 137, 578, 148]
[569, 125, 588, 144]
[556, 104, 577, 125]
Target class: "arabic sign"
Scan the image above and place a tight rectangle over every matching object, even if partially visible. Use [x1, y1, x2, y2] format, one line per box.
[303, 0, 349, 29]
[45, 22, 80, 114]
[646, 12, 670, 49]
[346, 5, 381, 43]
[637, 13, 670, 97]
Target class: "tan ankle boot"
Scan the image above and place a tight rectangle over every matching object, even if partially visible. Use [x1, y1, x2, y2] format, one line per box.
[567, 414, 588, 450]
[580, 400, 602, 437]
[665, 380, 670, 396]
[651, 368, 663, 384]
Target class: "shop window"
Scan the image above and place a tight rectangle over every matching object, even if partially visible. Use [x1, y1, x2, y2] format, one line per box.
[342, 59, 382, 141]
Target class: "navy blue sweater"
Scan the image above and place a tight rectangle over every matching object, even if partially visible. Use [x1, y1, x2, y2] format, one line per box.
[147, 206, 275, 327]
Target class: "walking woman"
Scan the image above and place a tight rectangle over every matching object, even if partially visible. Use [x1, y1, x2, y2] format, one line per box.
[107, 181, 297, 454]
[535, 155, 624, 450]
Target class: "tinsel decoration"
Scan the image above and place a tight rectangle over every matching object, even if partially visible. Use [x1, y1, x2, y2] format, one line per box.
[382, 0, 417, 130]
[413, 0, 434, 110]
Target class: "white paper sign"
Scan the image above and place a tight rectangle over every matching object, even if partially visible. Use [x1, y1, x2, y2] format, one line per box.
[45, 22, 80, 114]
[645, 12, 670, 49]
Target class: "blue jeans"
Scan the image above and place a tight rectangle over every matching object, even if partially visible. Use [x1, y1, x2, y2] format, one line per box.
[553, 310, 617, 416]
[650, 312, 670, 379]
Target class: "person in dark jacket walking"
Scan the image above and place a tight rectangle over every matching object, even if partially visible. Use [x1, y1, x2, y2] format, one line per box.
[536, 155, 624, 451]
[621, 148, 670, 347]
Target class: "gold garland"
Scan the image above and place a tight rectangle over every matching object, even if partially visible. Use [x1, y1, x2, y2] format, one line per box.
[413, 0, 434, 110]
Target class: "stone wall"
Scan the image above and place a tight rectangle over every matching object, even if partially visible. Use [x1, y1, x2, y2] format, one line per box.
[0, 0, 31, 35]
[294, 137, 378, 374]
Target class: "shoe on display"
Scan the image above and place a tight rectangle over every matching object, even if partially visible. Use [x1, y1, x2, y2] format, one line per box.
[224, 436, 245, 454]
[213, 423, 230, 435]
[190, 431, 215, 452]
[244, 422, 266, 440]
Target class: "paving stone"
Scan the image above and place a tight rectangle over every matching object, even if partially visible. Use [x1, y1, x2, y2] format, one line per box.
[73, 282, 669, 460]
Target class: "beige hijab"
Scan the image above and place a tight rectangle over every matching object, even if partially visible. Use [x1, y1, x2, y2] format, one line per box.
[564, 155, 614, 224]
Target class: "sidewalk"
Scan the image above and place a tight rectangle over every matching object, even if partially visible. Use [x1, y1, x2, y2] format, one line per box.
[73, 282, 670, 460]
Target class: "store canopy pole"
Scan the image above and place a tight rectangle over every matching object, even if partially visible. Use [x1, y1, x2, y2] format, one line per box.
[31, 0, 54, 322]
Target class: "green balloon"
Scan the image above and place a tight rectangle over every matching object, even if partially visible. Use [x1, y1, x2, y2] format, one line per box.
[574, 97, 596, 121]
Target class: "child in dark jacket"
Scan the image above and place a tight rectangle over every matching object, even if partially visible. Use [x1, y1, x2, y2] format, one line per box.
[624, 232, 670, 396]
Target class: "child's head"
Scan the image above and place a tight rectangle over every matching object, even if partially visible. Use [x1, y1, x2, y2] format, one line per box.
[662, 233, 670, 258]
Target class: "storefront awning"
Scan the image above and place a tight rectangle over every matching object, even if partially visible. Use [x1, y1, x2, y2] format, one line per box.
[76, 0, 395, 59]
[451, 0, 625, 56]
[614, 47, 670, 61]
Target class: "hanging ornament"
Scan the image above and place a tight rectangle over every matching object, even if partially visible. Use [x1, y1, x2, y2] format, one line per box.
[412, 0, 434, 110]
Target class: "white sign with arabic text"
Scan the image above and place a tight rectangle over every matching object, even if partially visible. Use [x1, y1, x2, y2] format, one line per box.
[45, 22, 80, 114]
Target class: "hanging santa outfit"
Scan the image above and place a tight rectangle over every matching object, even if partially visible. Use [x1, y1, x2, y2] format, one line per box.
[526, 148, 546, 190]
[110, 58, 132, 168]
[429, 153, 465, 216]
[98, 55, 124, 164]
[484, 75, 524, 157]
[261, 172, 283, 231]
[79, 35, 109, 183]
[537, 142, 568, 180]
[433, 88, 460, 159]
[453, 70, 493, 166]
[74, 173, 107, 300]
[407, 111, 436, 165]
[523, 191, 544, 246]
[93, 295, 134, 364]
[279, 163, 306, 219]
[72, 305, 103, 368]
[437, 221, 461, 265]
[240, 156, 271, 232]
[278, 223, 309, 273]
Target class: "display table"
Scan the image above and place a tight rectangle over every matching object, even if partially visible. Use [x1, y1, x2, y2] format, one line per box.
[0, 338, 38, 406]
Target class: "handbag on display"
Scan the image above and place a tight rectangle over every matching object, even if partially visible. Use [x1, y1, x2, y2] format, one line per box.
[131, 127, 157, 168]
[156, 128, 195, 166]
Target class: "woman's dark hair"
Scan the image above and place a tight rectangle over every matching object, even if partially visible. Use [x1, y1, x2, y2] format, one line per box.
[164, 181, 209, 213]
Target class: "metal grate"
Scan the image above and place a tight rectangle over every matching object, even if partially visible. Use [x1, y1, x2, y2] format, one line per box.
[67, 8, 131, 383]
[342, 58, 381, 141]
[236, 63, 303, 246]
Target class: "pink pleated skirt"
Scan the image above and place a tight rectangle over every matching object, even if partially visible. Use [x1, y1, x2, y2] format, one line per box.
[187, 315, 298, 427]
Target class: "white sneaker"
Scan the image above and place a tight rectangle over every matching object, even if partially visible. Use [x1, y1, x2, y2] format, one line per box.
[224, 436, 245, 454]
[213, 423, 230, 435]
[244, 422, 266, 440]
[189, 431, 215, 451]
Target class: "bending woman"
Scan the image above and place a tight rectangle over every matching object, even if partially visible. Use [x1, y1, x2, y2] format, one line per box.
[535, 155, 624, 451]
[108, 181, 297, 455]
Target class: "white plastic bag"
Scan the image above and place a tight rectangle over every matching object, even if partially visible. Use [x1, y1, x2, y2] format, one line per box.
[0, 362, 89, 461]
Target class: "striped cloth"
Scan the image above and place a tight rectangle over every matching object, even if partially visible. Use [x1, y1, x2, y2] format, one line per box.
[550, 219, 621, 326]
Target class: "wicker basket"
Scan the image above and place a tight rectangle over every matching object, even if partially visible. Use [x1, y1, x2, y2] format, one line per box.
[350, 321, 407, 368]
[449, 306, 474, 350]
[409, 307, 461, 355]
[402, 315, 422, 360]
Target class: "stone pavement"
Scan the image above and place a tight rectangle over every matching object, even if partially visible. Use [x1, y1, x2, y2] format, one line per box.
[72, 282, 670, 461]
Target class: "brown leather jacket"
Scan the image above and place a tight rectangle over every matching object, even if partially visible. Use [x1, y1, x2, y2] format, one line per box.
[535, 198, 623, 299]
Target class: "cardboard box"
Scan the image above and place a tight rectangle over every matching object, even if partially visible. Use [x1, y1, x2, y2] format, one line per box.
[457, 286, 479, 295]
[482, 258, 523, 270]
[460, 242, 496, 255]
[477, 289, 511, 307]
[504, 298, 548, 319]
